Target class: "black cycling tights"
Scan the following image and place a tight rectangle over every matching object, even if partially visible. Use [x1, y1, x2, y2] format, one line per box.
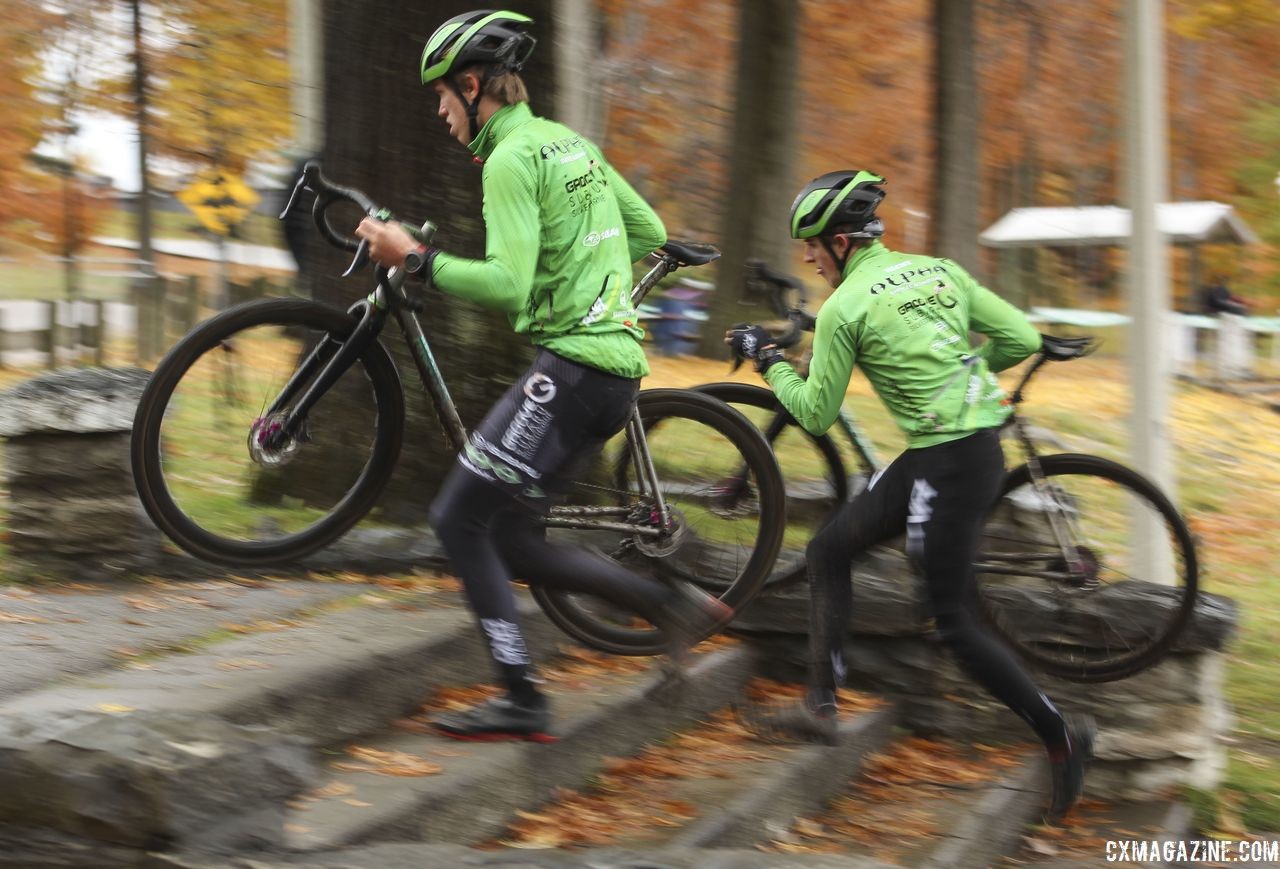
[428, 350, 670, 703]
[805, 428, 1069, 754]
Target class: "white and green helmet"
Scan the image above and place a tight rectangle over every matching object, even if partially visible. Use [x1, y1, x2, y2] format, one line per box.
[789, 170, 886, 240]
[420, 9, 535, 85]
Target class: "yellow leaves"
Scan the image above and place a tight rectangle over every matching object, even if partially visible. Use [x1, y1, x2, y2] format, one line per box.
[0, 610, 50, 624]
[333, 746, 442, 778]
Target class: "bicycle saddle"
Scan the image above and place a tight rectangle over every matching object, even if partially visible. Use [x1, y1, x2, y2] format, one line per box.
[661, 240, 721, 266]
[1040, 334, 1097, 361]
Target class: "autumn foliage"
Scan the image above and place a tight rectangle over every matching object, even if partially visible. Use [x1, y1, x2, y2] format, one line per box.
[596, 0, 1280, 304]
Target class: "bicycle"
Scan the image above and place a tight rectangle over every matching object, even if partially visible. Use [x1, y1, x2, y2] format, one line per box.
[706, 260, 1199, 683]
[130, 162, 785, 657]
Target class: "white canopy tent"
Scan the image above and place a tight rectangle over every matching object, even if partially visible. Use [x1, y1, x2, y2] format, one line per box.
[979, 201, 1259, 248]
[979, 201, 1259, 311]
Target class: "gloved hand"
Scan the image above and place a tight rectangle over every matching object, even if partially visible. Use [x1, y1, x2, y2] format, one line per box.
[725, 323, 785, 374]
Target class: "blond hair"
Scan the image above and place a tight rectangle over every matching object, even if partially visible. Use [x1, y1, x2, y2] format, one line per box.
[456, 65, 528, 105]
[483, 71, 528, 105]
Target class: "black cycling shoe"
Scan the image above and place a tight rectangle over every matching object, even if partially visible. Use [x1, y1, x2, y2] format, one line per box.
[1046, 715, 1097, 823]
[432, 695, 556, 743]
[737, 700, 838, 746]
[657, 581, 734, 665]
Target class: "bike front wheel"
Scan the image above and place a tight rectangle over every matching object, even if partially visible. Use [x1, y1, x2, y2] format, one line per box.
[131, 298, 405, 567]
[693, 382, 850, 590]
[532, 389, 786, 655]
[975, 453, 1198, 682]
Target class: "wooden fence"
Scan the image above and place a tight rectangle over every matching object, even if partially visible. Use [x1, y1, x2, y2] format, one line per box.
[0, 276, 291, 370]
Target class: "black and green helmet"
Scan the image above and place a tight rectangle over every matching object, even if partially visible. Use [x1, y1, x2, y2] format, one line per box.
[789, 170, 886, 240]
[420, 9, 535, 85]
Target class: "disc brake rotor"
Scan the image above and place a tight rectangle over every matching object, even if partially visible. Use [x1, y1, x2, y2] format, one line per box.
[248, 413, 303, 467]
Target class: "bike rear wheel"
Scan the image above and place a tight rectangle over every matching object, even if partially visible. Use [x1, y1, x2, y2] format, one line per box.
[531, 389, 786, 655]
[975, 453, 1198, 682]
[693, 382, 849, 588]
[131, 298, 405, 566]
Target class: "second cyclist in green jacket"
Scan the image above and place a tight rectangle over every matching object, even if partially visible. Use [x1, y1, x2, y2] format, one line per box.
[728, 170, 1094, 824]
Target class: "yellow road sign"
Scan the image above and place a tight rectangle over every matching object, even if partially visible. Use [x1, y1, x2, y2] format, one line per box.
[176, 170, 261, 236]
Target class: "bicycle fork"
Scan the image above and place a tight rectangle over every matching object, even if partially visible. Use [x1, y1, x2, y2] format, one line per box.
[1011, 417, 1092, 585]
[257, 299, 386, 453]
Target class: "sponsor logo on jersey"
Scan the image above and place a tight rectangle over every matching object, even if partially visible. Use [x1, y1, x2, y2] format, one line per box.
[582, 227, 621, 247]
[539, 135, 584, 161]
[897, 291, 957, 316]
[870, 264, 950, 295]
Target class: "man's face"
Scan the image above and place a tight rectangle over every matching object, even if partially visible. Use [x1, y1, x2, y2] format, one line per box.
[433, 80, 471, 145]
[803, 236, 846, 289]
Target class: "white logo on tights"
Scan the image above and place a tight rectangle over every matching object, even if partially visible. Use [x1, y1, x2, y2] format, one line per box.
[906, 478, 938, 557]
[480, 618, 530, 665]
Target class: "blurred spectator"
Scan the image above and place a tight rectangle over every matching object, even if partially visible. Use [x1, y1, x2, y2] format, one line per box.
[1201, 280, 1249, 317]
[651, 282, 708, 356]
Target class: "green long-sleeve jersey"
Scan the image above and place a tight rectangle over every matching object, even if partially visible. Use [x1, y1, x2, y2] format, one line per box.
[764, 241, 1042, 448]
[427, 102, 666, 378]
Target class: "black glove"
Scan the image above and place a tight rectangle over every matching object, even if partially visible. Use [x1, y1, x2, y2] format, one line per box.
[726, 323, 785, 374]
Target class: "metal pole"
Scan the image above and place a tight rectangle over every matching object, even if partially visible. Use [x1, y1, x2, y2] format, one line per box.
[1125, 0, 1175, 582]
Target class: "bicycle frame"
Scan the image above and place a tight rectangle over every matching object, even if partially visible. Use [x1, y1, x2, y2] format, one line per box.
[256, 251, 690, 540]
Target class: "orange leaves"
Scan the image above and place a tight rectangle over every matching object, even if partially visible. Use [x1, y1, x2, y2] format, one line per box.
[494, 710, 764, 849]
[763, 736, 1034, 859]
[333, 745, 443, 778]
[743, 676, 884, 713]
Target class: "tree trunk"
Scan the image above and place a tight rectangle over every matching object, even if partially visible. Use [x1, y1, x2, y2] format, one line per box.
[554, 0, 604, 141]
[700, 0, 799, 358]
[290, 0, 554, 521]
[931, 0, 980, 275]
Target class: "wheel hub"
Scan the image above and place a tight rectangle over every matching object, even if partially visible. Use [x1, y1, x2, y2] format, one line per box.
[1055, 545, 1101, 590]
[248, 414, 302, 467]
[632, 505, 688, 558]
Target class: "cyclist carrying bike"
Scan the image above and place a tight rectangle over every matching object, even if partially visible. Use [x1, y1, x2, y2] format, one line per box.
[355, 10, 729, 742]
[727, 170, 1093, 822]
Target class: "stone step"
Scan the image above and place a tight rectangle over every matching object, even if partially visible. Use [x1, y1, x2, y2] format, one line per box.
[1005, 796, 1197, 867]
[152, 844, 898, 868]
[745, 733, 1047, 868]
[457, 692, 896, 854]
[284, 644, 763, 851]
[0, 578, 366, 701]
[0, 583, 564, 750]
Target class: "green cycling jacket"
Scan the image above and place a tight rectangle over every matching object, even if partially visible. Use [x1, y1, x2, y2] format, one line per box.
[764, 241, 1042, 448]
[428, 102, 666, 378]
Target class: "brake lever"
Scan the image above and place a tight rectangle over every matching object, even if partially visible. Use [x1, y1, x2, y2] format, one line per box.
[279, 172, 309, 220]
[342, 238, 372, 277]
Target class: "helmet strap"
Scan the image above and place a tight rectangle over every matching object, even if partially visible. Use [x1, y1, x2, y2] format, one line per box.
[822, 234, 852, 276]
[448, 70, 487, 142]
